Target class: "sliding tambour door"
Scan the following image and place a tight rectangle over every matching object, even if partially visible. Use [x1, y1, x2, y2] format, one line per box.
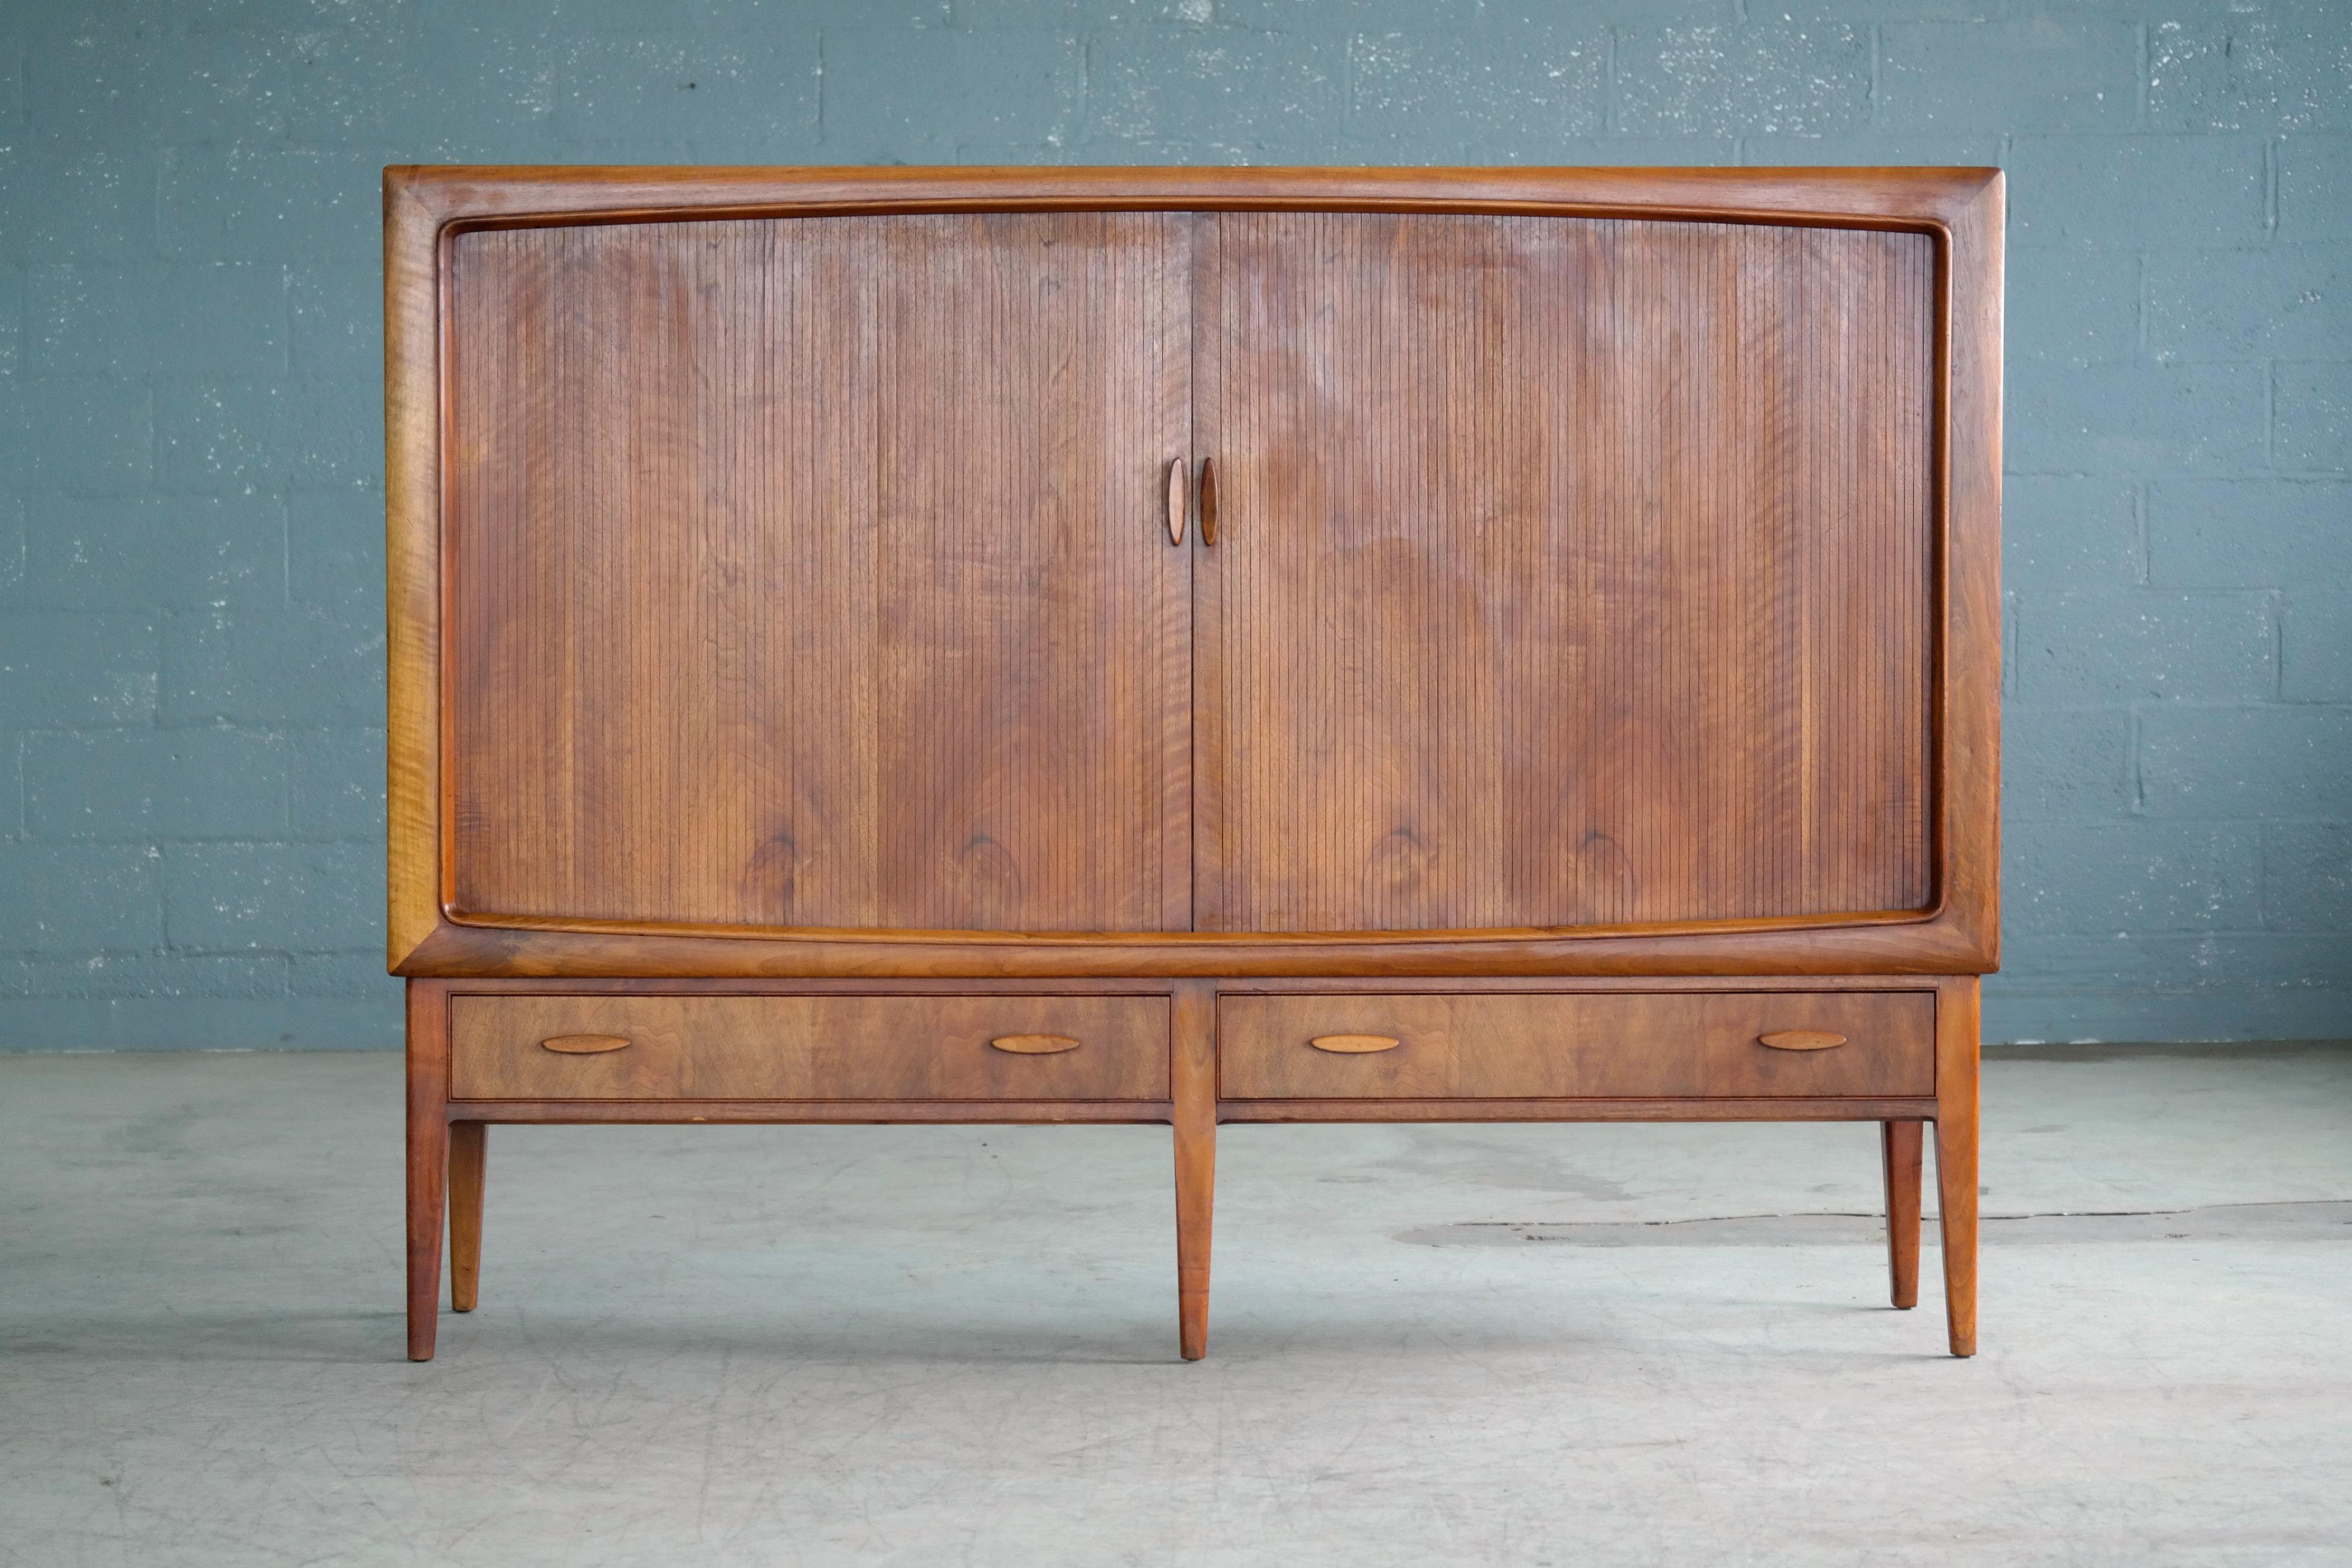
[445, 213, 1193, 933]
[1195, 212, 1937, 933]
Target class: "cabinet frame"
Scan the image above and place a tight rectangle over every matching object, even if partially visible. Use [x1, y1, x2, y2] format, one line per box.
[393, 168, 1997, 1364]
[388, 164, 2001, 979]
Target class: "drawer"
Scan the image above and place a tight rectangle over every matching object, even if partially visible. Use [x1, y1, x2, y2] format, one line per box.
[450, 994, 1170, 1102]
[1218, 991, 1935, 1100]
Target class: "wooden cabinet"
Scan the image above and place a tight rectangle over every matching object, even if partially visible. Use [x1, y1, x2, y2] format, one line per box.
[389, 167, 2001, 1365]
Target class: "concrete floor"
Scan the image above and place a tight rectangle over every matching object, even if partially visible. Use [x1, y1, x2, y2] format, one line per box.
[2, 1046, 2348, 1567]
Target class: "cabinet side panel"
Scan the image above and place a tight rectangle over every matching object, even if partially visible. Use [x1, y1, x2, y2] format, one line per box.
[444, 214, 1192, 933]
[1201, 213, 1935, 933]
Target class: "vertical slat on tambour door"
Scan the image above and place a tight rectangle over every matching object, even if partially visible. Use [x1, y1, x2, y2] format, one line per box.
[746, 217, 882, 927]
[1188, 212, 1225, 928]
[1782, 224, 1936, 915]
[448, 221, 873, 928]
[868, 213, 1192, 932]
[1733, 221, 1804, 925]
[445, 214, 1191, 933]
[1199, 211, 1933, 932]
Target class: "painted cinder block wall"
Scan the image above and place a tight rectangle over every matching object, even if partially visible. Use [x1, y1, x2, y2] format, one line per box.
[1, 0, 2347, 1048]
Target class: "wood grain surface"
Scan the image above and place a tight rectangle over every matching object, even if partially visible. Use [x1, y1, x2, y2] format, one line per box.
[1217, 989, 1935, 1099]
[1882, 1118, 1923, 1310]
[437, 1097, 1175, 1124]
[1171, 980, 1216, 1360]
[388, 166, 2000, 978]
[988, 1033, 1081, 1054]
[1759, 1029, 1849, 1051]
[1216, 1095, 1939, 1123]
[448, 992, 1172, 1101]
[539, 1034, 630, 1054]
[1308, 1033, 1402, 1053]
[447, 1121, 485, 1313]
[1934, 975, 1981, 1356]
[444, 212, 1193, 935]
[404, 981, 449, 1361]
[1196, 212, 1935, 933]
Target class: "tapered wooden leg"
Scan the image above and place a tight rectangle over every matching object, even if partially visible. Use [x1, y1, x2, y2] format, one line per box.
[406, 981, 450, 1362]
[1881, 1120, 1923, 1310]
[1934, 978, 1981, 1357]
[1171, 981, 1216, 1362]
[448, 1121, 486, 1312]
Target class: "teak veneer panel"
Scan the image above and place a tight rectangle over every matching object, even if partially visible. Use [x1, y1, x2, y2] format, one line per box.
[449, 993, 1172, 1101]
[445, 213, 1193, 935]
[1216, 991, 1935, 1099]
[1196, 214, 1935, 933]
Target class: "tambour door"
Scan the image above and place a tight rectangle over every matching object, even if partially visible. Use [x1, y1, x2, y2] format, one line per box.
[445, 212, 1194, 934]
[1194, 212, 1939, 934]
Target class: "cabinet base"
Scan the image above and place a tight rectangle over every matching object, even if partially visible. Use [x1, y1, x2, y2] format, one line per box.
[404, 975, 1980, 1362]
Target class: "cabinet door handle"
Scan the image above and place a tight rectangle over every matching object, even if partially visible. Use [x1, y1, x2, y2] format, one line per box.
[1759, 1030, 1848, 1051]
[1310, 1033, 1400, 1053]
[1164, 456, 1186, 546]
[1198, 457, 1218, 546]
[542, 1034, 631, 1054]
[991, 1033, 1081, 1054]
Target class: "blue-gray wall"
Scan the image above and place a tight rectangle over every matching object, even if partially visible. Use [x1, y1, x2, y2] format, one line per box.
[1, 0, 2347, 1049]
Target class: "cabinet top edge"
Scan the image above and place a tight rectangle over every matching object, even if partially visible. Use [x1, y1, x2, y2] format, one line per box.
[385, 165, 2001, 235]
[386, 164, 2000, 179]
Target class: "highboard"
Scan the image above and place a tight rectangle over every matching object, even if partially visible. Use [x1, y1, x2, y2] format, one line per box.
[387, 165, 2001, 1362]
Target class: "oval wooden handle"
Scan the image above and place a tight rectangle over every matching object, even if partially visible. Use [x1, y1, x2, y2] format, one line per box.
[1199, 456, 1218, 546]
[542, 1034, 631, 1054]
[1164, 457, 1186, 546]
[1759, 1030, 1848, 1051]
[1310, 1033, 1401, 1054]
[991, 1034, 1080, 1054]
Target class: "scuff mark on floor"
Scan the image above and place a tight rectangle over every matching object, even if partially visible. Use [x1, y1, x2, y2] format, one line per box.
[1397, 1199, 2352, 1248]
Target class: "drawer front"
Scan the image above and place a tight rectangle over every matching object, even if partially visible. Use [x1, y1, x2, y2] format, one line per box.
[1219, 992, 1935, 1100]
[450, 994, 1171, 1101]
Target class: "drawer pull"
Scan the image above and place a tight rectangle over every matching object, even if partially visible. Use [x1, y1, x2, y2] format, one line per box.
[541, 1034, 631, 1054]
[990, 1033, 1080, 1054]
[1310, 1034, 1401, 1054]
[1759, 1030, 1848, 1052]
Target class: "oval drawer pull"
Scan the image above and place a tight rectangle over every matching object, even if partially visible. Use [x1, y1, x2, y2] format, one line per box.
[991, 1034, 1080, 1054]
[1310, 1034, 1401, 1054]
[542, 1034, 631, 1054]
[1759, 1030, 1848, 1051]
